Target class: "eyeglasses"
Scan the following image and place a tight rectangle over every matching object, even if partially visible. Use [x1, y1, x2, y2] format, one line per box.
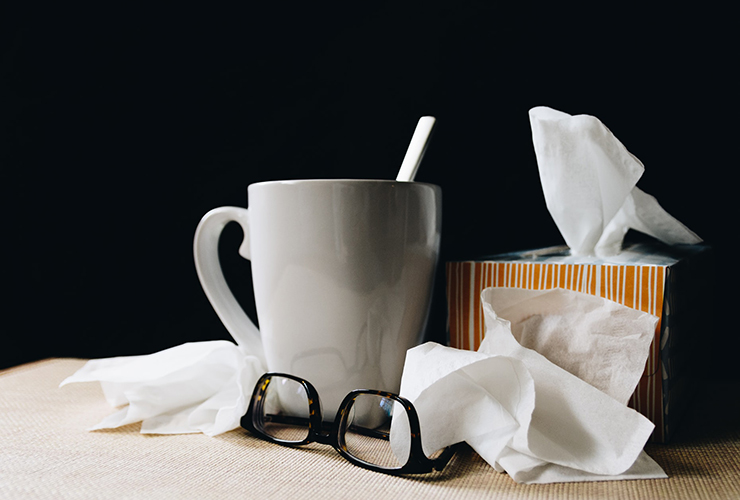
[240, 373, 455, 475]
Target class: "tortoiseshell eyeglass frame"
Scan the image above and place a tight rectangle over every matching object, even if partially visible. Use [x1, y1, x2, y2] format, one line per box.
[240, 372, 456, 475]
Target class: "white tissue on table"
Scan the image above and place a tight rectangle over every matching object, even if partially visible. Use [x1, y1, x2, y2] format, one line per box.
[393, 286, 667, 484]
[60, 341, 264, 436]
[529, 106, 701, 257]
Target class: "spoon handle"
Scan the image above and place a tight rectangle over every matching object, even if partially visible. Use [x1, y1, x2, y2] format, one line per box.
[396, 116, 436, 182]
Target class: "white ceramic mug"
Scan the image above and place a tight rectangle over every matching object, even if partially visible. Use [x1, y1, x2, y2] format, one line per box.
[193, 179, 442, 416]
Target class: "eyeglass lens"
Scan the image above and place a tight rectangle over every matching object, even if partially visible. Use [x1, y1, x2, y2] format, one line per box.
[258, 375, 412, 468]
[343, 393, 410, 468]
[260, 376, 311, 442]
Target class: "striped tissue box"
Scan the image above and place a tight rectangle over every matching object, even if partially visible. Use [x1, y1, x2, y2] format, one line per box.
[446, 243, 713, 443]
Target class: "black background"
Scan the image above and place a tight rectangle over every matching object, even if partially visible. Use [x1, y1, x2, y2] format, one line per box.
[2, 4, 735, 379]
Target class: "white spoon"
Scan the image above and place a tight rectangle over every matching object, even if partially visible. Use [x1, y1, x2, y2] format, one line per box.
[396, 116, 436, 182]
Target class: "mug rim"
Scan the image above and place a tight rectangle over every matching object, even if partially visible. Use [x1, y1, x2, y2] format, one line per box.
[248, 179, 441, 190]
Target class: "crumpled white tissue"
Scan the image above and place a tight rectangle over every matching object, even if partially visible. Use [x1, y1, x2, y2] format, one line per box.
[529, 106, 701, 257]
[60, 341, 264, 436]
[395, 287, 667, 484]
[485, 287, 657, 405]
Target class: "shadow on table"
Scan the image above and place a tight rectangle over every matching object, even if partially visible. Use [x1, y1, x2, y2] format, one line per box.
[668, 380, 740, 443]
[645, 379, 740, 479]
[221, 428, 485, 482]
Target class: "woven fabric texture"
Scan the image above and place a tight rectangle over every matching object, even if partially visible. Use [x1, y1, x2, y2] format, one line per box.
[1, 359, 738, 500]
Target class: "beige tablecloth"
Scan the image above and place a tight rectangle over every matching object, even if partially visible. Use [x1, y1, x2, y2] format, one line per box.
[1, 358, 738, 499]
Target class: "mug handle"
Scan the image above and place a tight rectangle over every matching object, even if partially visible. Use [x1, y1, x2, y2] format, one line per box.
[193, 206, 265, 364]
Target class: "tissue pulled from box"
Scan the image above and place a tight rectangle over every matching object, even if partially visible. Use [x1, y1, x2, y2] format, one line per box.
[394, 287, 666, 483]
[529, 106, 701, 257]
[60, 341, 264, 436]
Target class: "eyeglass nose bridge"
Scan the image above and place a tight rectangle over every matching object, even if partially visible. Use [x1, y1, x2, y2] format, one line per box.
[311, 429, 335, 446]
[298, 382, 337, 446]
[310, 402, 348, 447]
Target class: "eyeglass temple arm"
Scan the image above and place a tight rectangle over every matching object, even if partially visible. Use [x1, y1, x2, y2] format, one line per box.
[430, 443, 459, 471]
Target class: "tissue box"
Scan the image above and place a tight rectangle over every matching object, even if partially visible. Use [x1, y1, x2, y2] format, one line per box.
[446, 242, 713, 443]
